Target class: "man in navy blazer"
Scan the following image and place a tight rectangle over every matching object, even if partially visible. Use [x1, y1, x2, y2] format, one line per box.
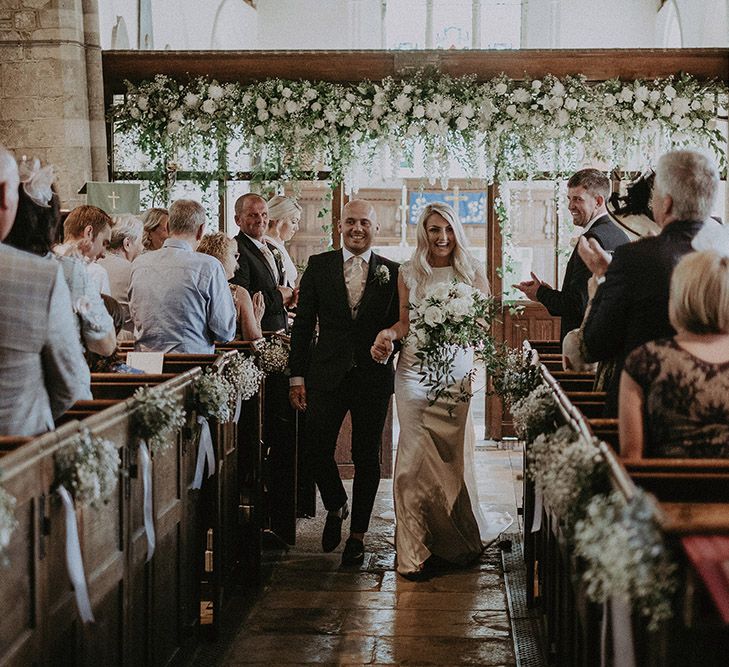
[289, 199, 400, 566]
[515, 169, 629, 341]
[232, 193, 294, 332]
[581, 149, 718, 416]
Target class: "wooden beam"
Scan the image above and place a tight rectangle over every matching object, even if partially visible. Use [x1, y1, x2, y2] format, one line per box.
[102, 48, 729, 96]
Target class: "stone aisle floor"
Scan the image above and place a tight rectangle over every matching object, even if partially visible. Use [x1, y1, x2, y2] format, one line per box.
[212, 441, 524, 666]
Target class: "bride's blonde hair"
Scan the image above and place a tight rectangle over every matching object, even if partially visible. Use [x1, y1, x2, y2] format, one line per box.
[410, 202, 478, 297]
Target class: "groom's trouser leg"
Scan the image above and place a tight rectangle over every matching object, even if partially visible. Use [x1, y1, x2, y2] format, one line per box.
[349, 374, 391, 535]
[305, 387, 350, 512]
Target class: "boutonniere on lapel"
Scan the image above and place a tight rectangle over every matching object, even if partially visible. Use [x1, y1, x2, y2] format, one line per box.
[373, 265, 390, 286]
[270, 246, 283, 263]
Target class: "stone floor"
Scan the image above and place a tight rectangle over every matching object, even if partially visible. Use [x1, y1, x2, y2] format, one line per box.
[210, 441, 524, 666]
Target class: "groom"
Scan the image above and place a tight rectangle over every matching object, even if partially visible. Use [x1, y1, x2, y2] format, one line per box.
[289, 199, 400, 566]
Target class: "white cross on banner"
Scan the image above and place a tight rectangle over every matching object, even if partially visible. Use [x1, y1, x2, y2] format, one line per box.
[84, 182, 140, 214]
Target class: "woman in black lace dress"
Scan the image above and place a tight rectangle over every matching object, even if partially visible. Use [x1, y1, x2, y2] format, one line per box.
[619, 249, 729, 458]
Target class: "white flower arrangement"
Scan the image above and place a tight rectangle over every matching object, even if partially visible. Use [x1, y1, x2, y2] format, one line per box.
[374, 265, 390, 286]
[254, 338, 290, 375]
[489, 346, 542, 406]
[509, 383, 560, 443]
[222, 351, 265, 401]
[132, 386, 187, 454]
[0, 482, 18, 564]
[111, 71, 728, 203]
[193, 368, 234, 422]
[574, 489, 678, 631]
[527, 425, 607, 532]
[408, 280, 498, 406]
[54, 430, 120, 508]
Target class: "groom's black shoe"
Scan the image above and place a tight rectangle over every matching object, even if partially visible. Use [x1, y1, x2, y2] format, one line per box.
[322, 503, 349, 552]
[341, 537, 365, 566]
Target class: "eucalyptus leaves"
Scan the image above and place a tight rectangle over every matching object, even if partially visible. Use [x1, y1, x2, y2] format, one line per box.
[111, 70, 728, 199]
[55, 430, 120, 508]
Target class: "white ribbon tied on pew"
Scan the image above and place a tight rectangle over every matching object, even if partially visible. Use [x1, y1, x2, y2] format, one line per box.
[139, 442, 156, 562]
[192, 416, 216, 490]
[57, 485, 95, 624]
[531, 485, 543, 533]
[233, 395, 242, 424]
[600, 597, 637, 667]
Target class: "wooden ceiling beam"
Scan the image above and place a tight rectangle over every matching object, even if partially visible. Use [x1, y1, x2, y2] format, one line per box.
[102, 48, 729, 96]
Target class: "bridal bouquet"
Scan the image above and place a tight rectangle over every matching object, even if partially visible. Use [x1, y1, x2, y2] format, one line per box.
[408, 280, 498, 405]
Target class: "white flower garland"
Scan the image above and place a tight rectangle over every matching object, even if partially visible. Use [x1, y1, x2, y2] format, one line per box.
[527, 425, 607, 532]
[0, 482, 17, 564]
[574, 489, 678, 631]
[254, 338, 290, 375]
[132, 386, 187, 454]
[222, 352, 265, 401]
[111, 71, 728, 199]
[509, 382, 560, 442]
[193, 368, 233, 422]
[54, 430, 120, 508]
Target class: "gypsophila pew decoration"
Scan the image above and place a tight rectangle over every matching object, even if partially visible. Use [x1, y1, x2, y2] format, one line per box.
[132, 386, 187, 454]
[407, 280, 499, 407]
[54, 430, 120, 508]
[489, 346, 543, 406]
[0, 479, 18, 565]
[110, 71, 728, 203]
[193, 368, 233, 422]
[222, 351, 265, 402]
[509, 383, 560, 443]
[574, 489, 678, 631]
[254, 337, 290, 375]
[527, 426, 608, 533]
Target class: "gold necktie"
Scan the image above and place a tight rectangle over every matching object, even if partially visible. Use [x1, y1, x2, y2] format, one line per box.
[347, 255, 365, 314]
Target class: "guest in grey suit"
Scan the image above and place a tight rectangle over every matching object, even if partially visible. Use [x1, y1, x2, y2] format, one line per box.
[0, 148, 90, 436]
[515, 169, 629, 341]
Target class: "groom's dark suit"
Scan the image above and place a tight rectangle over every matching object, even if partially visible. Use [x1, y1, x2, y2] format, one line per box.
[289, 249, 400, 534]
[232, 232, 287, 332]
[537, 214, 629, 342]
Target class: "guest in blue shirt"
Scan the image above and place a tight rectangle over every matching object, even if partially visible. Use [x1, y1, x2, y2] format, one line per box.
[129, 199, 236, 353]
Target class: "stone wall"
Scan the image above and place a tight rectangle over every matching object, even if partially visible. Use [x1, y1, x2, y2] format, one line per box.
[0, 0, 106, 208]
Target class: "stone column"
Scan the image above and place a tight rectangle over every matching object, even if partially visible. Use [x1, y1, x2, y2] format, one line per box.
[425, 0, 433, 48]
[380, 0, 387, 49]
[0, 0, 107, 208]
[472, 0, 481, 49]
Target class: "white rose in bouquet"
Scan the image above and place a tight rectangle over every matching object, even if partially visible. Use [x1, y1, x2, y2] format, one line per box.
[447, 297, 471, 321]
[423, 305, 445, 327]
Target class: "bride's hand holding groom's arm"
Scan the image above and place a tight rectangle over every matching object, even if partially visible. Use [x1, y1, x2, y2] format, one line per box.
[371, 273, 410, 364]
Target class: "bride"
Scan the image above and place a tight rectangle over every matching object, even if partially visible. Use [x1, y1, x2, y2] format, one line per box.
[371, 202, 497, 580]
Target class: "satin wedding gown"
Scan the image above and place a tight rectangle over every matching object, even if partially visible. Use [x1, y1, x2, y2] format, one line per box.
[393, 263, 510, 576]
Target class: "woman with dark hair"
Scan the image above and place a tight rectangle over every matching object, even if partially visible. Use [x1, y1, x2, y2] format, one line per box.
[5, 161, 115, 358]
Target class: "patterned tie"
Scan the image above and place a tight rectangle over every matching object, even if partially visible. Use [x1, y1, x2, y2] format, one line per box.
[347, 255, 366, 315]
[260, 243, 279, 283]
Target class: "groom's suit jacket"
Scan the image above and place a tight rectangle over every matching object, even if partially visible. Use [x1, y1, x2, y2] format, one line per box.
[537, 214, 629, 342]
[232, 232, 287, 332]
[289, 249, 400, 393]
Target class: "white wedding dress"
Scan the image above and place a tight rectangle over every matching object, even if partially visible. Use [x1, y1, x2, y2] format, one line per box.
[393, 263, 510, 576]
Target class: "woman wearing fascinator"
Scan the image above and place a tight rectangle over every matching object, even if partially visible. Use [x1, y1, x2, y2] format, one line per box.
[4, 158, 116, 359]
[620, 225, 729, 459]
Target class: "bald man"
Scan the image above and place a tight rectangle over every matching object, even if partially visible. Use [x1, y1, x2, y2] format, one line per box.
[289, 200, 400, 566]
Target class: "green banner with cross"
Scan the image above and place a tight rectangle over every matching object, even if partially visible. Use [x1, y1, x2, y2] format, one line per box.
[85, 182, 140, 215]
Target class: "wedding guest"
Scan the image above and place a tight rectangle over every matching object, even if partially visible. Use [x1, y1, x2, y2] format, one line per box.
[197, 232, 265, 340]
[265, 195, 302, 288]
[0, 147, 90, 435]
[232, 193, 293, 332]
[5, 163, 115, 358]
[515, 169, 629, 342]
[129, 199, 236, 353]
[581, 149, 718, 416]
[98, 214, 144, 339]
[619, 248, 729, 458]
[58, 204, 113, 295]
[141, 207, 169, 251]
[86, 295, 144, 374]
